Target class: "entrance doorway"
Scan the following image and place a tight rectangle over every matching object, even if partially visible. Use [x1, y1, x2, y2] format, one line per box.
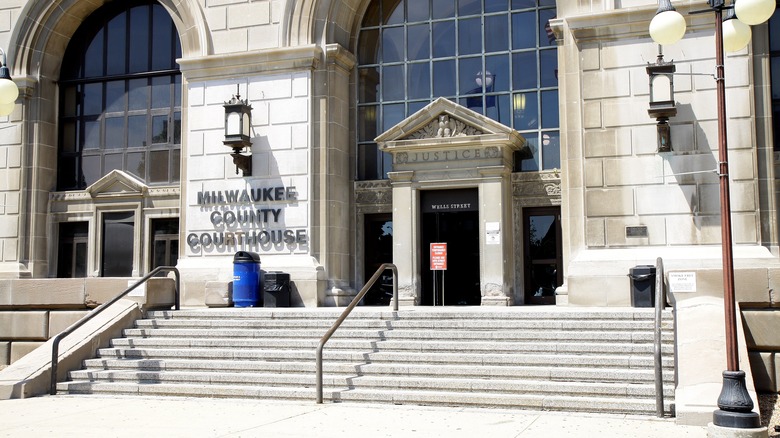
[523, 207, 562, 305]
[420, 189, 480, 306]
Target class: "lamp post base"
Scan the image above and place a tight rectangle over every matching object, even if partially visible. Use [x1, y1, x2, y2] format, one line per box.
[713, 370, 761, 429]
[707, 423, 768, 438]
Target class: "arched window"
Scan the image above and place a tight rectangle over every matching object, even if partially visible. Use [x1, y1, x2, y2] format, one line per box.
[58, 1, 182, 190]
[356, 0, 558, 180]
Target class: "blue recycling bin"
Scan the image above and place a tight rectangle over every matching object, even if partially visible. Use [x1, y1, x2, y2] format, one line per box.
[233, 251, 262, 307]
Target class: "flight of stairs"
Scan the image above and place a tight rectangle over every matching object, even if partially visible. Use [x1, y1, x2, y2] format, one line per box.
[58, 307, 675, 416]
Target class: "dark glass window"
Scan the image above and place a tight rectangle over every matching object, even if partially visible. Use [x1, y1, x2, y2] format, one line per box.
[102, 212, 135, 277]
[357, 0, 559, 179]
[58, 1, 181, 190]
[57, 222, 89, 278]
[151, 218, 179, 271]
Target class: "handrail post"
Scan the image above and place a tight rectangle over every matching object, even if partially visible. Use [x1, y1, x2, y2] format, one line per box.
[50, 266, 180, 395]
[654, 257, 665, 417]
[315, 263, 397, 404]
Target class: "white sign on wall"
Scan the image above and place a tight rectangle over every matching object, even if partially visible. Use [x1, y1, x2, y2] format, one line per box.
[668, 272, 696, 293]
[485, 222, 500, 245]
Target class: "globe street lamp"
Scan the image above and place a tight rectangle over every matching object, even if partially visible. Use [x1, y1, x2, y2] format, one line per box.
[0, 47, 19, 116]
[648, 0, 774, 431]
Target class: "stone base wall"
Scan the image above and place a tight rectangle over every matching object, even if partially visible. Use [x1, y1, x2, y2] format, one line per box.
[0, 277, 175, 367]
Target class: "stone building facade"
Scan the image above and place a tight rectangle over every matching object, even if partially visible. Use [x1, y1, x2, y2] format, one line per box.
[0, 1, 777, 325]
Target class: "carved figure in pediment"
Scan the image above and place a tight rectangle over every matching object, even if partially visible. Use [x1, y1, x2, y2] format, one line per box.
[407, 114, 483, 140]
[437, 115, 452, 137]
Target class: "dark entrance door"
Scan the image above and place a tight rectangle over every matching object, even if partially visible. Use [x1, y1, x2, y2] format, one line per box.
[420, 189, 480, 306]
[363, 214, 393, 305]
[523, 207, 563, 305]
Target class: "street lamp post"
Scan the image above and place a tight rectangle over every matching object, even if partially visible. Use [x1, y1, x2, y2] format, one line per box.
[648, 0, 774, 431]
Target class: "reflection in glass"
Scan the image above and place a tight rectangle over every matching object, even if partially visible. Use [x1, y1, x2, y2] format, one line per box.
[152, 76, 170, 109]
[82, 155, 101, 185]
[520, 135, 539, 171]
[152, 6, 173, 70]
[359, 105, 379, 141]
[105, 118, 125, 148]
[105, 81, 125, 113]
[538, 9, 556, 47]
[382, 65, 405, 101]
[128, 116, 147, 147]
[513, 91, 538, 130]
[458, 57, 482, 96]
[432, 21, 455, 58]
[84, 29, 104, 78]
[512, 12, 535, 49]
[486, 0, 509, 13]
[541, 90, 559, 128]
[485, 54, 509, 92]
[407, 23, 430, 60]
[485, 14, 509, 53]
[358, 29, 380, 64]
[383, 103, 404, 131]
[152, 116, 168, 144]
[408, 1, 429, 22]
[149, 150, 169, 183]
[542, 131, 560, 169]
[458, 17, 481, 55]
[359, 67, 380, 103]
[432, 0, 455, 19]
[83, 121, 101, 150]
[459, 0, 481, 16]
[104, 153, 123, 174]
[384, 0, 403, 25]
[128, 79, 148, 110]
[106, 14, 126, 75]
[433, 60, 456, 97]
[101, 212, 134, 277]
[408, 62, 430, 99]
[540, 49, 558, 87]
[129, 6, 149, 73]
[382, 27, 404, 63]
[127, 151, 145, 179]
[512, 51, 537, 90]
[83, 83, 103, 115]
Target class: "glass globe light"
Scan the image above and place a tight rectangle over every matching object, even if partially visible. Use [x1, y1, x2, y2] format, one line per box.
[723, 17, 752, 52]
[0, 100, 14, 117]
[735, 0, 775, 26]
[0, 78, 18, 105]
[650, 9, 687, 46]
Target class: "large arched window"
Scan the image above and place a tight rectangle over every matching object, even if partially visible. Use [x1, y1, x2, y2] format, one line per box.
[357, 0, 558, 180]
[58, 1, 182, 190]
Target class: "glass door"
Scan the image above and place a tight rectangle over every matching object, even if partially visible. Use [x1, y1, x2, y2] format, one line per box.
[523, 207, 562, 305]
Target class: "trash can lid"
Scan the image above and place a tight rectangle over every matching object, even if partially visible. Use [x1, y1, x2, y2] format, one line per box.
[234, 251, 261, 263]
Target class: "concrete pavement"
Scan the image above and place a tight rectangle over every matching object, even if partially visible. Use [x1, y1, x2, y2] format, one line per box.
[0, 395, 708, 437]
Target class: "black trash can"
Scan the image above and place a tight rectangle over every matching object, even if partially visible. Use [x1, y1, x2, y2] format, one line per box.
[233, 251, 262, 307]
[629, 265, 656, 308]
[263, 271, 290, 307]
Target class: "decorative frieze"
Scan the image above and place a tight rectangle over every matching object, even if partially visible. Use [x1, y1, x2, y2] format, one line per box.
[354, 180, 392, 206]
[512, 171, 562, 207]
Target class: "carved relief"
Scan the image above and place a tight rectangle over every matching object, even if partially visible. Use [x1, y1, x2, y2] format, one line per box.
[406, 114, 483, 139]
[355, 180, 392, 206]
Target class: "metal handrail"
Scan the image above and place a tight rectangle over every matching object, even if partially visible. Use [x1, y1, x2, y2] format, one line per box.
[50, 266, 180, 395]
[316, 263, 397, 403]
[654, 257, 665, 417]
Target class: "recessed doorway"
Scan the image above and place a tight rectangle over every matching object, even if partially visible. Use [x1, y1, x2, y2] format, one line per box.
[420, 189, 480, 306]
[523, 207, 562, 305]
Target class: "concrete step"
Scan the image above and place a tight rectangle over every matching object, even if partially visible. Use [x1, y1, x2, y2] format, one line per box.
[56, 381, 672, 415]
[122, 327, 674, 343]
[82, 354, 675, 375]
[108, 335, 674, 352]
[66, 369, 675, 398]
[58, 307, 676, 416]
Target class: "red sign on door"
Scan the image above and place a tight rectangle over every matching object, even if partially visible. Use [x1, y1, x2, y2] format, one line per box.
[430, 243, 447, 270]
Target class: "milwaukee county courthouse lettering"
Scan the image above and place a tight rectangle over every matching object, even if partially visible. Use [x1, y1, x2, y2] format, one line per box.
[4, 0, 780, 372]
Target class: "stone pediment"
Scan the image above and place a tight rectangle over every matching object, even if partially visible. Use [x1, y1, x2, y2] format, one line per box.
[86, 170, 148, 198]
[375, 97, 524, 147]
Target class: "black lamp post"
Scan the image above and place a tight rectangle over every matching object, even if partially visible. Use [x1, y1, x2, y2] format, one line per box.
[648, 0, 774, 430]
[223, 88, 253, 176]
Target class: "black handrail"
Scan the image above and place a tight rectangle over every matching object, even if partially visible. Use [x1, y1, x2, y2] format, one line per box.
[316, 263, 397, 403]
[49, 266, 180, 395]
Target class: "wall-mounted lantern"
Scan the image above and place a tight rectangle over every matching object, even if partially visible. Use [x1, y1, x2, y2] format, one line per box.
[223, 90, 253, 176]
[646, 50, 676, 153]
[0, 48, 19, 117]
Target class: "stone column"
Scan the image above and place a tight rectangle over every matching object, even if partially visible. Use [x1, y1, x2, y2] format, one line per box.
[478, 166, 513, 306]
[389, 171, 418, 306]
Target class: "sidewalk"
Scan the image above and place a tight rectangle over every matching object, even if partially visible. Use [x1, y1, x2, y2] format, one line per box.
[0, 395, 708, 437]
